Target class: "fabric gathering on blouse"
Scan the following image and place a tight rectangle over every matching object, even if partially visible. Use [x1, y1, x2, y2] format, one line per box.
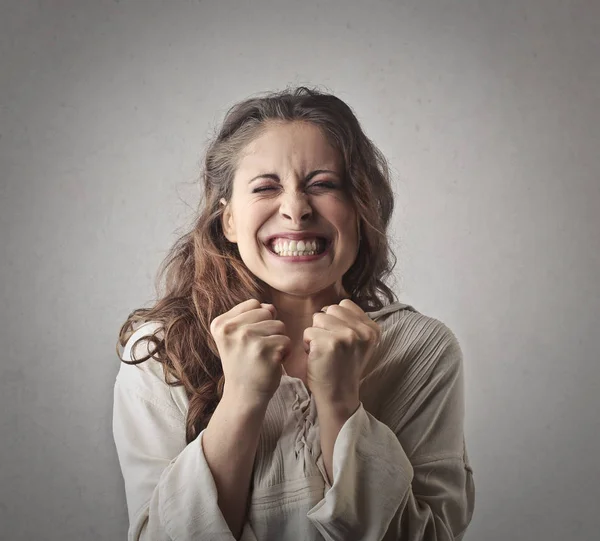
[112, 301, 475, 541]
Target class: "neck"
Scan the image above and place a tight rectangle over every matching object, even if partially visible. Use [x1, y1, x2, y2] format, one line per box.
[265, 284, 350, 352]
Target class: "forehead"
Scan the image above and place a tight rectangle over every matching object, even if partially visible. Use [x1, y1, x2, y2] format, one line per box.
[236, 121, 342, 171]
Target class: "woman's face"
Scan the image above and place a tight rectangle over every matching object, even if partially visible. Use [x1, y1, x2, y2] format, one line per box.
[221, 120, 359, 298]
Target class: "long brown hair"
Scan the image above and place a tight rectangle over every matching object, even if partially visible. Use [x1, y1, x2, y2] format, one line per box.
[116, 86, 399, 443]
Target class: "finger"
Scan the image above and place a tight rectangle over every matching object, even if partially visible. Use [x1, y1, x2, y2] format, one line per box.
[338, 298, 363, 314]
[245, 319, 287, 336]
[230, 305, 278, 327]
[227, 298, 263, 318]
[319, 298, 356, 313]
[313, 310, 380, 343]
[311, 312, 357, 335]
[332, 299, 373, 324]
[302, 326, 331, 353]
[257, 335, 292, 363]
[225, 299, 275, 319]
[260, 303, 277, 318]
[324, 302, 381, 338]
[211, 299, 261, 334]
[317, 304, 363, 330]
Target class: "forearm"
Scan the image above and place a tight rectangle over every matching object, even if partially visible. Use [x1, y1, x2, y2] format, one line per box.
[202, 387, 269, 540]
[314, 393, 360, 485]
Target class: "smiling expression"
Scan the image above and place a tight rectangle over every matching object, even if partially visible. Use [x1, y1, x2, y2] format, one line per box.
[221, 120, 359, 297]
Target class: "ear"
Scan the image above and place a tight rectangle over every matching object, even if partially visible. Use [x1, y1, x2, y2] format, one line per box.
[219, 198, 237, 243]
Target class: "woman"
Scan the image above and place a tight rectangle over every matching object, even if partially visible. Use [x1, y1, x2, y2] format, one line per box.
[113, 86, 475, 541]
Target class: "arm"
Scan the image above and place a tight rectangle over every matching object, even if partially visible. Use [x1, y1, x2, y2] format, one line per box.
[202, 389, 269, 540]
[112, 327, 261, 541]
[313, 396, 360, 486]
[307, 322, 475, 541]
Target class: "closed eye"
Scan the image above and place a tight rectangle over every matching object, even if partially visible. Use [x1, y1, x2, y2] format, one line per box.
[252, 182, 337, 193]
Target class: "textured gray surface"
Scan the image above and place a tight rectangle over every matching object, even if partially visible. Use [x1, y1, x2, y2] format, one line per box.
[1, 0, 599, 539]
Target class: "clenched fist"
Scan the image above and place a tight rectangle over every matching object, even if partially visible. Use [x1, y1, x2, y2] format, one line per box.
[210, 299, 291, 403]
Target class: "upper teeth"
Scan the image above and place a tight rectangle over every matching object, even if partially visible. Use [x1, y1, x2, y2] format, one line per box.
[270, 238, 321, 252]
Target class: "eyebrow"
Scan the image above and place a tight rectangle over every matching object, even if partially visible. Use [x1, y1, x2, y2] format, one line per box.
[248, 169, 340, 184]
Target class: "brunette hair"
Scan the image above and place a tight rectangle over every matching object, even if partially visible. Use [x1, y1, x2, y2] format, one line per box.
[116, 86, 399, 443]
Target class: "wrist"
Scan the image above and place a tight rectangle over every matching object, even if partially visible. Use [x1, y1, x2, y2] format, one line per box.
[221, 385, 271, 415]
[311, 381, 358, 404]
[313, 391, 360, 418]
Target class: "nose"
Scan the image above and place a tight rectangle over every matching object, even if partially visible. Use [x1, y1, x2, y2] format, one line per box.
[279, 191, 313, 223]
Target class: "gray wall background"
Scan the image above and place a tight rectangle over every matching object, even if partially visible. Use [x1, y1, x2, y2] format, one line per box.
[1, 1, 598, 540]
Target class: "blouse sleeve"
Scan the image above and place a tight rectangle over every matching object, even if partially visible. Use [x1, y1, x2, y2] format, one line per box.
[306, 322, 475, 541]
[112, 326, 258, 541]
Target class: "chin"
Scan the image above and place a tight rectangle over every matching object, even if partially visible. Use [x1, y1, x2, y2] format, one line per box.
[271, 284, 323, 296]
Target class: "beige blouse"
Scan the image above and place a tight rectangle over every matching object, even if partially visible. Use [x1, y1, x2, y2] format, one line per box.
[112, 301, 475, 540]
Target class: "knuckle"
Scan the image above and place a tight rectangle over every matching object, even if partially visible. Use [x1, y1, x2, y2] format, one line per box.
[210, 316, 221, 335]
[343, 328, 356, 342]
[221, 321, 235, 336]
[240, 325, 252, 339]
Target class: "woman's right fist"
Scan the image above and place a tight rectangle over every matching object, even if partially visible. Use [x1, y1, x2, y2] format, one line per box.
[210, 299, 291, 403]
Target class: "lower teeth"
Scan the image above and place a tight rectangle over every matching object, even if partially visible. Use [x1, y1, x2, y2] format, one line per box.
[275, 251, 319, 257]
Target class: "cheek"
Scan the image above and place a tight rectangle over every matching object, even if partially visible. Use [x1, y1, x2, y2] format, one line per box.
[320, 194, 353, 214]
[331, 205, 357, 229]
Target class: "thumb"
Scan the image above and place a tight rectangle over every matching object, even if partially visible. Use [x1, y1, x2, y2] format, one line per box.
[260, 303, 277, 318]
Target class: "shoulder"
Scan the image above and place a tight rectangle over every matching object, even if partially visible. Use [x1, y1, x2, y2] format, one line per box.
[364, 303, 463, 388]
[366, 300, 459, 357]
[387, 308, 461, 367]
[115, 321, 174, 397]
[366, 300, 417, 327]
[114, 320, 189, 419]
[361, 305, 464, 422]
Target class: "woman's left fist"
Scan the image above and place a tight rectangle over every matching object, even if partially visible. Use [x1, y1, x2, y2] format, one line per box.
[303, 299, 381, 402]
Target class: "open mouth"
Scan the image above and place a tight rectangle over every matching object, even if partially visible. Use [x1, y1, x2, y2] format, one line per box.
[265, 237, 330, 257]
